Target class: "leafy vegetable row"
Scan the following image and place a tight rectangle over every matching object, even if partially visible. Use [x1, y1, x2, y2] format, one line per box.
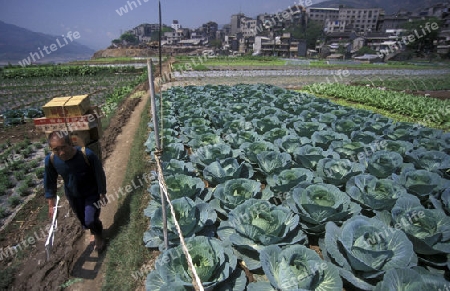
[0, 65, 139, 79]
[303, 83, 450, 129]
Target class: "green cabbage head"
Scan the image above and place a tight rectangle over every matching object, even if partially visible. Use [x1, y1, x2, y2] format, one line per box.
[287, 183, 361, 234]
[323, 216, 417, 290]
[146, 236, 247, 291]
[247, 245, 342, 291]
[217, 199, 308, 270]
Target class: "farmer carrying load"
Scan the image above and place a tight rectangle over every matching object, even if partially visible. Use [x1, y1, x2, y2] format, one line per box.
[43, 130, 107, 252]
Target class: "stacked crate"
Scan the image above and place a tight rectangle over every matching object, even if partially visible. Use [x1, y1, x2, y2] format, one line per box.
[33, 95, 103, 160]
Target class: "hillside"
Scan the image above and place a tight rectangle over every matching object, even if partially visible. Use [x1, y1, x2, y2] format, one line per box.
[311, 0, 447, 14]
[0, 20, 95, 65]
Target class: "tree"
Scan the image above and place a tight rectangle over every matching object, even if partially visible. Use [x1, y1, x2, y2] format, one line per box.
[120, 33, 138, 45]
[150, 27, 174, 41]
[288, 20, 324, 49]
[209, 39, 222, 49]
[400, 17, 442, 53]
[355, 46, 376, 56]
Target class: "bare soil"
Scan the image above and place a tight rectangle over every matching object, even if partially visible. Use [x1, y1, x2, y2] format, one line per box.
[0, 122, 46, 143]
[410, 90, 450, 100]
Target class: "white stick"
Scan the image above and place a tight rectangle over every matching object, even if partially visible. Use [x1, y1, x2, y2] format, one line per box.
[45, 195, 60, 261]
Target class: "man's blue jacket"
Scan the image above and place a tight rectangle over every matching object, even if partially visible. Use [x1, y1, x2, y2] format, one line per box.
[44, 146, 106, 199]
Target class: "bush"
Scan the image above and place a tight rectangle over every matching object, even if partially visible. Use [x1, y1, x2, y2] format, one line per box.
[35, 167, 45, 179]
[9, 161, 20, 171]
[8, 195, 20, 207]
[0, 184, 7, 196]
[355, 46, 377, 56]
[29, 160, 39, 168]
[0, 173, 13, 189]
[17, 183, 30, 196]
[0, 206, 7, 218]
[22, 147, 32, 158]
[18, 162, 31, 173]
[1, 147, 12, 157]
[24, 176, 33, 187]
[14, 170, 25, 181]
[16, 141, 27, 150]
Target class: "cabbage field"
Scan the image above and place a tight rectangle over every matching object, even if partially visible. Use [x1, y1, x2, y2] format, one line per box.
[143, 84, 450, 290]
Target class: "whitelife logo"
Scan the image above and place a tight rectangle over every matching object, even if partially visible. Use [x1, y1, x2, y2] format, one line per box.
[18, 31, 81, 67]
[116, 0, 150, 16]
[378, 22, 439, 58]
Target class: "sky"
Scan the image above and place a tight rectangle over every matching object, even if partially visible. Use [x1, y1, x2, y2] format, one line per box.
[0, 0, 325, 50]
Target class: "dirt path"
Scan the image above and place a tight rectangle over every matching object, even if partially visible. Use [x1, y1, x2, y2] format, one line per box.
[66, 94, 147, 291]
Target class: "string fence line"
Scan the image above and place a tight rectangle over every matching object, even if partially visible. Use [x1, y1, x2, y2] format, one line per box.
[153, 152, 204, 291]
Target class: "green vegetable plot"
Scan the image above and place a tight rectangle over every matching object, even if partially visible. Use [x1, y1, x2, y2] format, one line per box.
[144, 84, 450, 290]
[0, 66, 145, 114]
[303, 83, 450, 130]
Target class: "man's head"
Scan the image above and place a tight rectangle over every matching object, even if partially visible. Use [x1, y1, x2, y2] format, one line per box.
[48, 131, 76, 161]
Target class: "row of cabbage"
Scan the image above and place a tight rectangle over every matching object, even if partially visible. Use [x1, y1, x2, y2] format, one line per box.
[143, 84, 450, 291]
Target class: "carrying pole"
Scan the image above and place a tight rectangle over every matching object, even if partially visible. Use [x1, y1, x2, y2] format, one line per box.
[147, 59, 168, 250]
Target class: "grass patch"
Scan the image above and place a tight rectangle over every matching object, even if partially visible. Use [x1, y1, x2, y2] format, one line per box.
[130, 91, 147, 99]
[103, 97, 157, 291]
[60, 278, 83, 288]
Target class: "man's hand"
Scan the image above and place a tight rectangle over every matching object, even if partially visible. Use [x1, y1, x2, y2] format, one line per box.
[47, 198, 56, 219]
[99, 194, 108, 206]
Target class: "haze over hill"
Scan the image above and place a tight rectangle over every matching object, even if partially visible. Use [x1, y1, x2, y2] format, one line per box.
[311, 0, 447, 14]
[0, 21, 95, 65]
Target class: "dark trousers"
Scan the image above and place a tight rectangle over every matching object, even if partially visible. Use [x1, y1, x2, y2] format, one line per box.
[67, 196, 103, 236]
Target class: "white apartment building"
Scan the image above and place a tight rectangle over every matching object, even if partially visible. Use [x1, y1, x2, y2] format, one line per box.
[171, 20, 181, 30]
[306, 7, 339, 23]
[241, 17, 258, 37]
[326, 8, 382, 33]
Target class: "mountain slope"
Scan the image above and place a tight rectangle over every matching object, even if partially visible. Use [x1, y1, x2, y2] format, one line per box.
[311, 0, 447, 15]
[0, 20, 95, 64]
